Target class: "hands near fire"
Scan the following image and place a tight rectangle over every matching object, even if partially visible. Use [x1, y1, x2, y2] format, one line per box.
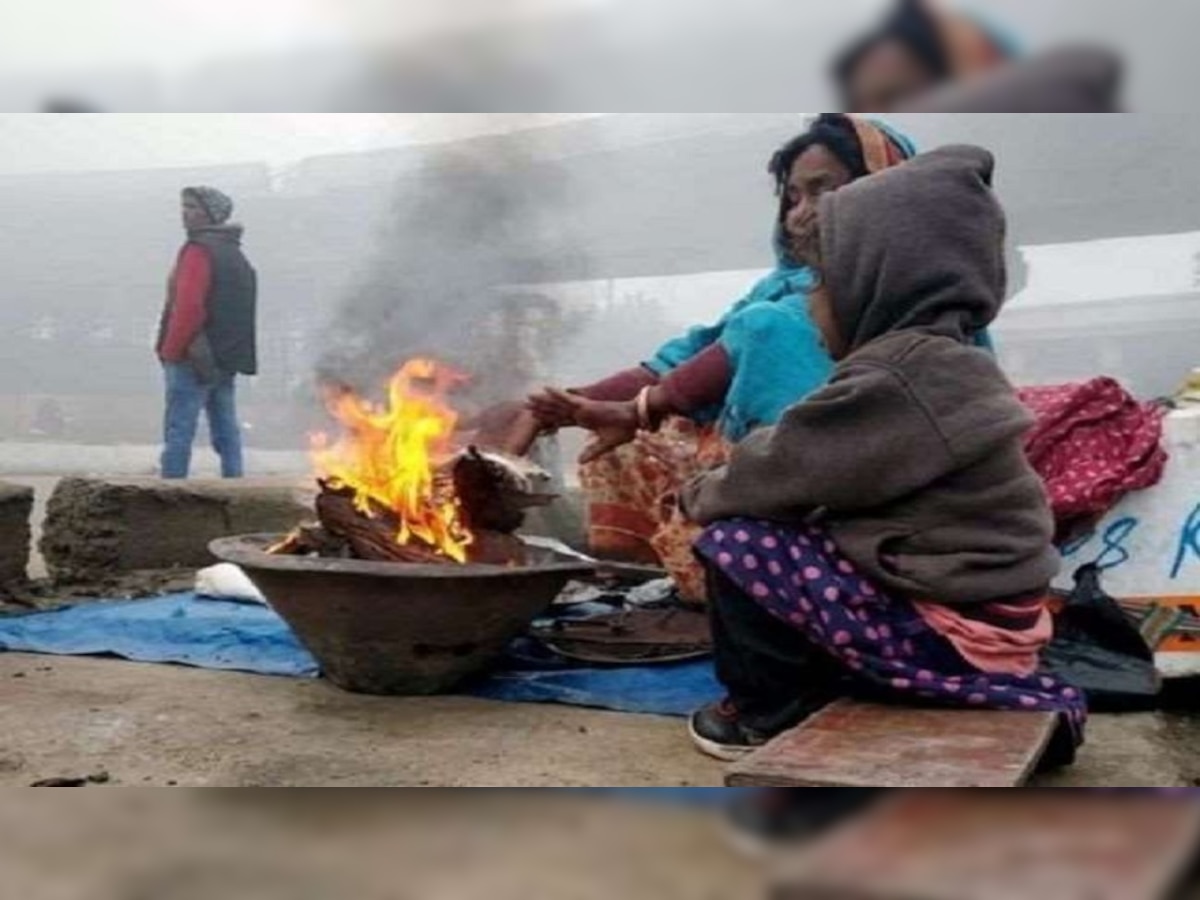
[528, 388, 649, 465]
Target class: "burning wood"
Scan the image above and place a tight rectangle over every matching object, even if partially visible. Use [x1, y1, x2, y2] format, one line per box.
[272, 358, 555, 568]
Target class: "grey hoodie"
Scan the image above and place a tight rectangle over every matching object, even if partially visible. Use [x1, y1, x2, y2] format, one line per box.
[900, 46, 1122, 113]
[682, 146, 1058, 607]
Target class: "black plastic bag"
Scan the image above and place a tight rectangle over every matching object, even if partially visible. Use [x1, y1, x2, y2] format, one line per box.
[1041, 564, 1161, 712]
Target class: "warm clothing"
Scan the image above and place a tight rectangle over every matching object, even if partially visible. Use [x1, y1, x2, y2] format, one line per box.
[157, 224, 258, 377]
[633, 118, 996, 441]
[183, 186, 235, 225]
[684, 146, 1058, 608]
[914, 599, 1052, 677]
[574, 367, 658, 403]
[697, 522, 1085, 754]
[901, 46, 1122, 113]
[157, 244, 212, 363]
[646, 264, 829, 441]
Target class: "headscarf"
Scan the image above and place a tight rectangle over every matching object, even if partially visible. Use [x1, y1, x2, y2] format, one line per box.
[848, 116, 918, 174]
[183, 186, 235, 226]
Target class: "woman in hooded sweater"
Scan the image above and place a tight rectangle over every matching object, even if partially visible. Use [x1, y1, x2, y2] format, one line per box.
[637, 145, 1084, 761]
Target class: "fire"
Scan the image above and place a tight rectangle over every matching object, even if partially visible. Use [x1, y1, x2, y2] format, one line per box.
[311, 359, 473, 563]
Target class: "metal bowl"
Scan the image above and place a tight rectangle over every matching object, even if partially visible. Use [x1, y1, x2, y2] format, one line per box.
[210, 534, 594, 696]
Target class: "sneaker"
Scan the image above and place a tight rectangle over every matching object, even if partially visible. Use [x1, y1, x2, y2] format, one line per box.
[688, 699, 774, 762]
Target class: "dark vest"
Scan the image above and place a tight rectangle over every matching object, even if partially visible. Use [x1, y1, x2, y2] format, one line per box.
[161, 228, 258, 376]
[195, 230, 257, 376]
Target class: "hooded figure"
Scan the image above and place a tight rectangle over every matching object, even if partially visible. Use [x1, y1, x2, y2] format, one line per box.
[680, 147, 1084, 764]
[156, 186, 258, 480]
[507, 115, 923, 604]
[684, 146, 1056, 605]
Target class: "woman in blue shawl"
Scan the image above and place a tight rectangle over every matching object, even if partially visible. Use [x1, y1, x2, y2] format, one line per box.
[514, 115, 987, 600]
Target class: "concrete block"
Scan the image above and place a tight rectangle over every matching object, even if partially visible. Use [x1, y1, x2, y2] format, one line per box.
[726, 699, 1056, 788]
[40, 477, 313, 584]
[0, 481, 33, 585]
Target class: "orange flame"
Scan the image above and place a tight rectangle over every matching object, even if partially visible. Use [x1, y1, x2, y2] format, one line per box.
[311, 359, 473, 563]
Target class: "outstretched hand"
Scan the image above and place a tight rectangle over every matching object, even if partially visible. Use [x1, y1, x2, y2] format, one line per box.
[528, 388, 640, 465]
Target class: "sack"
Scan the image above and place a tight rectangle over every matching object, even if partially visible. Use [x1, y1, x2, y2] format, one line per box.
[1041, 564, 1161, 712]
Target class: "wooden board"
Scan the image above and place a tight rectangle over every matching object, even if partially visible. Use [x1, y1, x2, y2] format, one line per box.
[773, 791, 1200, 900]
[726, 700, 1056, 788]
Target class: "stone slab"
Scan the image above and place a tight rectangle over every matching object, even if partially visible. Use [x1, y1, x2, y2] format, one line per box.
[726, 700, 1056, 788]
[39, 477, 313, 584]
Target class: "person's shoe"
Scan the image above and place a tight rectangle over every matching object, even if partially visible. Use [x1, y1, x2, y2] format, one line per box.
[688, 699, 774, 762]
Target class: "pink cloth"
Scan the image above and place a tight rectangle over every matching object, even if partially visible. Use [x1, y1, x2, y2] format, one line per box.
[915, 600, 1054, 677]
[1019, 378, 1168, 541]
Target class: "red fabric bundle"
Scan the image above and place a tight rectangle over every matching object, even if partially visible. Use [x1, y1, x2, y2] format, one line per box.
[1018, 378, 1168, 541]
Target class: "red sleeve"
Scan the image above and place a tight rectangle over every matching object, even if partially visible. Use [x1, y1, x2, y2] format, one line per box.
[571, 366, 659, 402]
[658, 344, 733, 414]
[159, 245, 212, 362]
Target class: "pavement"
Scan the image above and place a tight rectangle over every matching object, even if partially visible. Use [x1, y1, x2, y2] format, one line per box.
[0, 654, 726, 788]
[5, 475, 1200, 788]
[3, 653, 1200, 788]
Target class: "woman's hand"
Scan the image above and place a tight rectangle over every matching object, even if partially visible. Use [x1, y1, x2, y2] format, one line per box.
[525, 387, 582, 429]
[528, 388, 640, 464]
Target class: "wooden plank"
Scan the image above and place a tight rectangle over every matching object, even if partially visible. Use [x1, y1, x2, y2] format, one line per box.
[726, 699, 1056, 788]
[773, 791, 1200, 900]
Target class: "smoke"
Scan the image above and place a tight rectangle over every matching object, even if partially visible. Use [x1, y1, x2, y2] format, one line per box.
[314, 134, 589, 414]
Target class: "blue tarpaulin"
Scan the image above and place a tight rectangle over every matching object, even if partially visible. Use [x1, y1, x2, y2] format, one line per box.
[0, 594, 720, 718]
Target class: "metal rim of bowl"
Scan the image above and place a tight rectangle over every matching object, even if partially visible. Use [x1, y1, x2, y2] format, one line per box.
[209, 534, 598, 580]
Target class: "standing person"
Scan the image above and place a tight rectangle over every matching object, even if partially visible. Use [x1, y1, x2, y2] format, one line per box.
[156, 187, 257, 479]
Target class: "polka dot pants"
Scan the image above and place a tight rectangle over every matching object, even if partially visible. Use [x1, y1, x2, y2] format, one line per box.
[696, 519, 1087, 745]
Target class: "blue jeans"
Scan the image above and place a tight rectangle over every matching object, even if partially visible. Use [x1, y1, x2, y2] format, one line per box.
[161, 362, 244, 479]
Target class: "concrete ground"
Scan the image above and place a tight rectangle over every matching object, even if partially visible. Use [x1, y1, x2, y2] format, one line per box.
[0, 654, 727, 787]
[3, 652, 1200, 787]
[5, 476, 1200, 788]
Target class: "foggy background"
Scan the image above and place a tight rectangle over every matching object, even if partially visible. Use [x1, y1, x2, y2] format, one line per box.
[2, 0, 1200, 111]
[2, 112, 1198, 474]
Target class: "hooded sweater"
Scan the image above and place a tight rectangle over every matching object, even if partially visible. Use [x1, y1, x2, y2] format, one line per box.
[682, 145, 1058, 607]
[900, 46, 1122, 113]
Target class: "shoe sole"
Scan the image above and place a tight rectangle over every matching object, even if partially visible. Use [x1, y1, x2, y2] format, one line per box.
[687, 719, 760, 763]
